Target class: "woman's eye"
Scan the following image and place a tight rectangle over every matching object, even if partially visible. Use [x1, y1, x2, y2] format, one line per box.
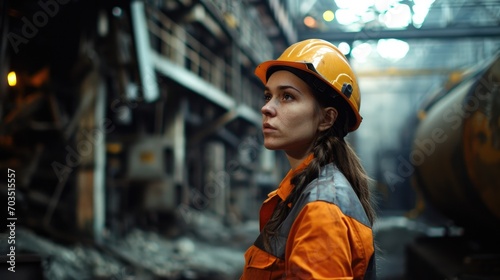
[283, 93, 294, 101]
[264, 94, 272, 102]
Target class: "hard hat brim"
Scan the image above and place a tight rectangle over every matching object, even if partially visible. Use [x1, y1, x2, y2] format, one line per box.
[255, 60, 362, 131]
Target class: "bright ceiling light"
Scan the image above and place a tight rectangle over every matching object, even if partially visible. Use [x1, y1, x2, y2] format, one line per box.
[361, 11, 376, 23]
[351, 42, 372, 62]
[412, 10, 428, 27]
[338, 42, 351, 55]
[413, 0, 435, 7]
[374, 0, 400, 13]
[381, 4, 411, 28]
[323, 10, 335, 22]
[351, 0, 375, 15]
[335, 9, 359, 25]
[377, 39, 410, 61]
[413, 3, 430, 14]
[7, 71, 16, 87]
[334, 0, 352, 9]
[412, 0, 435, 27]
[304, 16, 318, 28]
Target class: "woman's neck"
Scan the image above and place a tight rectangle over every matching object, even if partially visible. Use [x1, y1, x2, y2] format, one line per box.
[286, 152, 312, 170]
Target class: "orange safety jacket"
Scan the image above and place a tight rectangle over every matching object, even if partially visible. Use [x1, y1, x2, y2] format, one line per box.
[241, 155, 376, 279]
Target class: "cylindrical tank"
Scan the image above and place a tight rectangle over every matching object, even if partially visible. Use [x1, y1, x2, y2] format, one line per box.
[412, 55, 500, 232]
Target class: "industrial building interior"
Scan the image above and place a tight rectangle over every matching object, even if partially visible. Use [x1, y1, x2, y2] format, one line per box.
[0, 0, 499, 279]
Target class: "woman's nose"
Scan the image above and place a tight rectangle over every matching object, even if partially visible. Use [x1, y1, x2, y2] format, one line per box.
[261, 101, 276, 117]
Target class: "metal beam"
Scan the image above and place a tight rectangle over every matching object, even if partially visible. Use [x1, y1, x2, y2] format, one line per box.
[151, 50, 235, 110]
[93, 72, 106, 244]
[188, 104, 260, 147]
[131, 1, 160, 102]
[299, 25, 500, 42]
[356, 68, 463, 77]
[152, 50, 261, 126]
[189, 109, 238, 146]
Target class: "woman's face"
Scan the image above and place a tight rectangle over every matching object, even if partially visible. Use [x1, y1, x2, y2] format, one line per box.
[261, 70, 323, 158]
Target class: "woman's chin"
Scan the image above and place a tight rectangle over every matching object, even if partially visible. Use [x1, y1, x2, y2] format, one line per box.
[263, 142, 281, 150]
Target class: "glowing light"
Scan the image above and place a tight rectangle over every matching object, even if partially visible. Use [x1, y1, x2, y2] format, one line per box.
[381, 4, 411, 28]
[323, 10, 335, 22]
[304, 16, 318, 28]
[351, 0, 375, 15]
[377, 39, 410, 61]
[412, 0, 435, 27]
[351, 43, 372, 62]
[335, 9, 359, 25]
[112, 7, 122, 17]
[327, 0, 434, 32]
[360, 11, 375, 23]
[413, 0, 435, 7]
[7, 71, 16, 87]
[374, 0, 400, 13]
[338, 42, 351, 55]
[334, 0, 352, 9]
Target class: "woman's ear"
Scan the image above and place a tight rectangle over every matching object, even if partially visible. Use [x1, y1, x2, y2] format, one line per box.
[318, 107, 338, 132]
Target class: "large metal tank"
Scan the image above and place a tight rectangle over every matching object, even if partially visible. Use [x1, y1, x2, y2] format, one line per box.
[412, 55, 500, 232]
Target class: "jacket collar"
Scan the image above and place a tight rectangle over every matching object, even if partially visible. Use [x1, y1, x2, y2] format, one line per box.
[276, 153, 314, 201]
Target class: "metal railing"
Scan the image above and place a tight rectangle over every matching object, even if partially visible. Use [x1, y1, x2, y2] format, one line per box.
[145, 5, 264, 111]
[146, 6, 228, 91]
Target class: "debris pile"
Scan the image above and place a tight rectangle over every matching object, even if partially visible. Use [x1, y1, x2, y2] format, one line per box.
[12, 212, 259, 280]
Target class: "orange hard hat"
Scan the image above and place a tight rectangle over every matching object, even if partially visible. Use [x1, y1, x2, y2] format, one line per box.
[255, 39, 362, 131]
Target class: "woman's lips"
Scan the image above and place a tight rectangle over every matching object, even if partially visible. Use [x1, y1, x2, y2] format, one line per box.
[263, 123, 277, 133]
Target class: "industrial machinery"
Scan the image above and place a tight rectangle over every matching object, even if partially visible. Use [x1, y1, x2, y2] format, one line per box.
[0, 1, 283, 278]
[406, 54, 500, 279]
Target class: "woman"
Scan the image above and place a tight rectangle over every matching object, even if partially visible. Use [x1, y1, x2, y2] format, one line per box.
[241, 39, 376, 279]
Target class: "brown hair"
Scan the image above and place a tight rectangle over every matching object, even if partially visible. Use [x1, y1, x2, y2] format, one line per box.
[262, 68, 376, 250]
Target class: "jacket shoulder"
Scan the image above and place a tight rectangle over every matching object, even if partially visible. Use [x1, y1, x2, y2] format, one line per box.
[299, 164, 371, 228]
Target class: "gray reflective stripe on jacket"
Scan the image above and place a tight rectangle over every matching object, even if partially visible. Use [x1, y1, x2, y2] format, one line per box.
[254, 163, 376, 279]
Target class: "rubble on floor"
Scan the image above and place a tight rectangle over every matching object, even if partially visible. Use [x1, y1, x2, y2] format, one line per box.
[7, 211, 259, 280]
